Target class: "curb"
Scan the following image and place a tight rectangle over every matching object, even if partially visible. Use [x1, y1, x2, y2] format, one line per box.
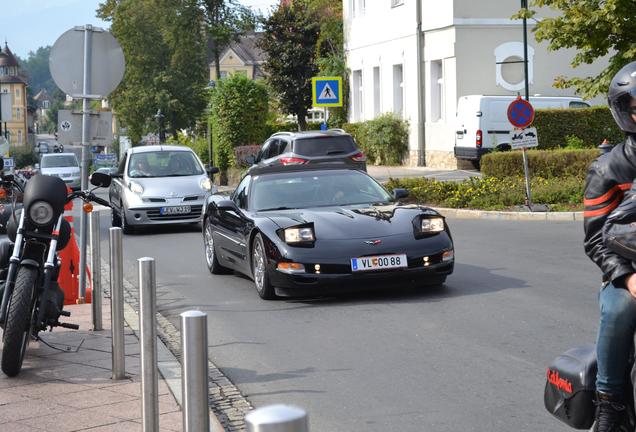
[430, 207, 584, 221]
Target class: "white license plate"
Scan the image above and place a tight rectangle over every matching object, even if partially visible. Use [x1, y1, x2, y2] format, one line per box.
[351, 254, 408, 272]
[160, 205, 191, 215]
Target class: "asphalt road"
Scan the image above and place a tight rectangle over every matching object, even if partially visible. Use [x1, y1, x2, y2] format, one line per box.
[86, 204, 597, 432]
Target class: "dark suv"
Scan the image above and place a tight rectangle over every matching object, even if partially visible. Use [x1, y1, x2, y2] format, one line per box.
[250, 129, 367, 171]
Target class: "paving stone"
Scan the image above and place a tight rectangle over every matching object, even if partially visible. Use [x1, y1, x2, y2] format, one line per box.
[5, 379, 92, 399]
[0, 398, 73, 423]
[53, 387, 138, 409]
[0, 422, 46, 431]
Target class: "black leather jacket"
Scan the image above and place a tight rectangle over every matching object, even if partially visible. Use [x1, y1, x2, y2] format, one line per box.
[584, 136, 636, 286]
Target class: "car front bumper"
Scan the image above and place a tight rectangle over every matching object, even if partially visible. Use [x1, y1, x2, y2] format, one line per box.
[125, 201, 205, 226]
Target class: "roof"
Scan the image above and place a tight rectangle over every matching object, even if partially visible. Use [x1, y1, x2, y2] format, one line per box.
[0, 43, 19, 67]
[247, 164, 360, 177]
[129, 145, 194, 154]
[270, 129, 352, 140]
[34, 89, 52, 101]
[209, 32, 266, 71]
[0, 75, 27, 85]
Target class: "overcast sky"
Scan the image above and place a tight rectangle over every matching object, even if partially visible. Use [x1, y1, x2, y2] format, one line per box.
[0, 0, 279, 59]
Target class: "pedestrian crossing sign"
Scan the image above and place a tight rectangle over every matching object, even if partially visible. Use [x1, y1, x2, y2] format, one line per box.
[312, 76, 343, 107]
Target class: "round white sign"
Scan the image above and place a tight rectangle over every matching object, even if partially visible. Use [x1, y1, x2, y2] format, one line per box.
[60, 120, 72, 132]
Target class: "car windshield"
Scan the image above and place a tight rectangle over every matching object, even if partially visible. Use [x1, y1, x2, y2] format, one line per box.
[41, 155, 78, 168]
[128, 150, 203, 178]
[293, 136, 357, 156]
[251, 170, 392, 211]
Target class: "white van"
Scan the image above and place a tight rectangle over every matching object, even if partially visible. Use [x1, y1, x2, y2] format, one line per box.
[454, 95, 590, 165]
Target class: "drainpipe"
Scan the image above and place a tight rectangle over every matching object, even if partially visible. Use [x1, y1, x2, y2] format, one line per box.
[415, 0, 426, 166]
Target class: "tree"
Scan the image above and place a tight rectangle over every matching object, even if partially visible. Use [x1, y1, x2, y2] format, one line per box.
[16, 46, 56, 95]
[259, 1, 320, 130]
[201, 0, 261, 81]
[529, 0, 636, 99]
[98, 0, 207, 144]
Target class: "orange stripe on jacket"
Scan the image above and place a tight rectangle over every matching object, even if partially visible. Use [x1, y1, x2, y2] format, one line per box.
[584, 195, 623, 218]
[584, 183, 631, 206]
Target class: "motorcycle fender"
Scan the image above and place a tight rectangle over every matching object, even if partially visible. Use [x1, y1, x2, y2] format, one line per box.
[19, 259, 40, 269]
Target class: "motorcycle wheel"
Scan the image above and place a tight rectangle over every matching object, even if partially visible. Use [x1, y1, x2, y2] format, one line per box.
[1, 266, 37, 377]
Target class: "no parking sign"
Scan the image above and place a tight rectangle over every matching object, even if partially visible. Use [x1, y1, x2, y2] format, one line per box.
[507, 97, 535, 128]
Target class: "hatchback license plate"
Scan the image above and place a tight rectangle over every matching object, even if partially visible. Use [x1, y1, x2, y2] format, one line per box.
[160, 205, 191, 215]
[351, 254, 407, 272]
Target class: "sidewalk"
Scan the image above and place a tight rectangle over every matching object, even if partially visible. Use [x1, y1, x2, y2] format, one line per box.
[0, 298, 182, 432]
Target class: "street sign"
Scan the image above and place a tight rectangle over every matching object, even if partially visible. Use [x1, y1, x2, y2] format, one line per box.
[49, 26, 125, 98]
[507, 97, 535, 129]
[510, 127, 539, 149]
[58, 110, 113, 146]
[312, 77, 343, 107]
[3, 158, 14, 169]
[93, 153, 117, 167]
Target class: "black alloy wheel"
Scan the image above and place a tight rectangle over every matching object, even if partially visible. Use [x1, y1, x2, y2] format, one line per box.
[1, 266, 37, 377]
[203, 218, 230, 275]
[251, 233, 276, 300]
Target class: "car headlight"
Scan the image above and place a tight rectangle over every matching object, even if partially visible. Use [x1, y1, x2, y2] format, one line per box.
[129, 181, 144, 194]
[29, 200, 55, 227]
[421, 217, 444, 233]
[200, 177, 213, 192]
[284, 227, 315, 243]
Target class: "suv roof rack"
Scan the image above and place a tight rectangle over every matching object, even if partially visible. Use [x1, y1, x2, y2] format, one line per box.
[271, 131, 294, 137]
[328, 128, 345, 133]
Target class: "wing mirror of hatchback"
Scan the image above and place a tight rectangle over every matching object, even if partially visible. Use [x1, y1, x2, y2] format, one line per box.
[244, 155, 256, 166]
[206, 165, 220, 177]
[392, 188, 409, 200]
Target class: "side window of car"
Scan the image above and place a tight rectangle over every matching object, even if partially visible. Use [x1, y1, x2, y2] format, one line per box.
[232, 175, 251, 210]
[276, 139, 289, 155]
[264, 140, 278, 159]
[255, 142, 269, 163]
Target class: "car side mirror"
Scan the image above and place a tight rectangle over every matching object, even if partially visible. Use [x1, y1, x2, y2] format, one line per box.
[392, 188, 409, 200]
[216, 199, 240, 213]
[206, 165, 220, 176]
[90, 172, 112, 188]
[34, 163, 40, 170]
[245, 155, 256, 165]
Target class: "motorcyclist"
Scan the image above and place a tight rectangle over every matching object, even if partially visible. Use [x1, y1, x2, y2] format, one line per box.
[584, 60, 636, 432]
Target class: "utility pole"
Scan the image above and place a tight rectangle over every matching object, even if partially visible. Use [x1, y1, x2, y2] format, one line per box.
[521, 0, 533, 209]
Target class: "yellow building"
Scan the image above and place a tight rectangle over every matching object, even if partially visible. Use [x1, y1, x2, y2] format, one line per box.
[0, 43, 28, 147]
[209, 32, 266, 81]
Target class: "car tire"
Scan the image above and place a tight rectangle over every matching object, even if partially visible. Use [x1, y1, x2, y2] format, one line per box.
[203, 218, 230, 275]
[251, 233, 276, 300]
[111, 208, 122, 228]
[120, 204, 134, 235]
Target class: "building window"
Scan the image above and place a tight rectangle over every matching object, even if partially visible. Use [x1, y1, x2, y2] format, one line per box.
[392, 64, 403, 118]
[430, 60, 443, 122]
[220, 71, 228, 79]
[16, 108, 21, 120]
[43, 100, 50, 109]
[15, 88, 20, 99]
[17, 130, 22, 145]
[391, 0, 404, 7]
[352, 70, 363, 121]
[373, 66, 381, 117]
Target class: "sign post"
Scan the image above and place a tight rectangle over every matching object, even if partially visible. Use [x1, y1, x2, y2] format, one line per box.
[50, 25, 125, 303]
[312, 77, 343, 129]
[507, 96, 535, 209]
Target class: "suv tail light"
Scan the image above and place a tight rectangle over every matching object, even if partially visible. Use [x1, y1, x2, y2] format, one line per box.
[476, 130, 483, 148]
[280, 157, 308, 165]
[350, 152, 366, 162]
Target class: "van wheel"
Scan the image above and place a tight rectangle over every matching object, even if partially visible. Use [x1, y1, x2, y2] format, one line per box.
[470, 160, 480, 170]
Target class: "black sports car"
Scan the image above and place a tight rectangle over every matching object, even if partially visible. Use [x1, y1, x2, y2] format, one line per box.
[202, 166, 454, 299]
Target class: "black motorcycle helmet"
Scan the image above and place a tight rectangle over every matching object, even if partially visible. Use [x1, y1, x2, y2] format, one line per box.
[608, 61, 636, 134]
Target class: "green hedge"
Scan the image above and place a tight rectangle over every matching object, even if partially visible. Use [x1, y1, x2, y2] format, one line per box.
[265, 121, 323, 135]
[341, 115, 409, 165]
[10, 146, 37, 168]
[481, 149, 598, 179]
[534, 106, 623, 149]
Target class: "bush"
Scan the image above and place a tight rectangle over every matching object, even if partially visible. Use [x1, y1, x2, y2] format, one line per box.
[265, 121, 323, 136]
[10, 146, 37, 168]
[385, 175, 584, 211]
[480, 149, 598, 179]
[564, 135, 585, 149]
[343, 114, 409, 165]
[211, 75, 269, 173]
[534, 106, 623, 149]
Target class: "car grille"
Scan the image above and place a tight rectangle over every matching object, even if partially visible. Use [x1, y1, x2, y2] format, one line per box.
[146, 205, 203, 221]
[183, 195, 202, 201]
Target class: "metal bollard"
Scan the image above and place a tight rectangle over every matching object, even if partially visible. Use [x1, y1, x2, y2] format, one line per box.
[245, 405, 309, 432]
[89, 211, 102, 331]
[181, 310, 210, 432]
[139, 257, 159, 432]
[109, 227, 125, 380]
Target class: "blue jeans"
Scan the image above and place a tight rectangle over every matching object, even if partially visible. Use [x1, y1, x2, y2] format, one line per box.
[597, 282, 636, 396]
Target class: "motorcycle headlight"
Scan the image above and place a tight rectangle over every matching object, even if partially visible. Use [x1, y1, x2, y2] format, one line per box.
[29, 200, 55, 227]
[129, 181, 144, 194]
[284, 227, 315, 244]
[200, 177, 213, 192]
[421, 217, 444, 233]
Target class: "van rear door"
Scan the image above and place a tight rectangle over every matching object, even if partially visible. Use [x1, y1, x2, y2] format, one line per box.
[454, 96, 482, 160]
[483, 98, 513, 151]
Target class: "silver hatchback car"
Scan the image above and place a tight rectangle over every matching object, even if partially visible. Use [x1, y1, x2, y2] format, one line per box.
[109, 145, 217, 233]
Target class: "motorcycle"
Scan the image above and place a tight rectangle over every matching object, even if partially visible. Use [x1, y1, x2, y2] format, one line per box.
[0, 164, 111, 377]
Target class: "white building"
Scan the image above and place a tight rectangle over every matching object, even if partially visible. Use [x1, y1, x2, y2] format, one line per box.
[344, 0, 607, 168]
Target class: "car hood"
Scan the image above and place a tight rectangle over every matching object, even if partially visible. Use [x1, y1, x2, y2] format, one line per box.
[128, 175, 206, 197]
[41, 167, 80, 175]
[261, 204, 440, 240]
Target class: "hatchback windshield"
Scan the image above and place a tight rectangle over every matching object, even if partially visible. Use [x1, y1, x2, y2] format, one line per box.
[41, 155, 78, 168]
[251, 170, 392, 211]
[128, 151, 203, 178]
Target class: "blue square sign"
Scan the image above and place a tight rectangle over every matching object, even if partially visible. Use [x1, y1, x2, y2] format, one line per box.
[312, 77, 343, 107]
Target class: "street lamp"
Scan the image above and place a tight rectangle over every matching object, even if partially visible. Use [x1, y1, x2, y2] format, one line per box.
[154, 108, 165, 144]
[206, 80, 216, 168]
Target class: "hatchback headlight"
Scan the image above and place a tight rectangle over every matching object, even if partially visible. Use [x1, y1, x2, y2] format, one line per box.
[421, 217, 444, 233]
[29, 200, 55, 227]
[284, 227, 315, 243]
[200, 177, 213, 192]
[129, 181, 144, 194]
